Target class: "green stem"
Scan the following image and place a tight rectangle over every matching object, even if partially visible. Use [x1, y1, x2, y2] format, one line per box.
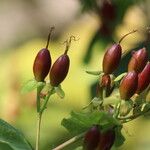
[35, 87, 54, 150]
[40, 88, 54, 114]
[52, 133, 85, 150]
[36, 113, 42, 150]
[120, 107, 150, 123]
[113, 100, 121, 118]
[36, 88, 41, 112]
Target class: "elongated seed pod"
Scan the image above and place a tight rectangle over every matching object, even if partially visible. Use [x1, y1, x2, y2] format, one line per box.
[33, 27, 54, 82]
[119, 71, 138, 100]
[103, 44, 122, 74]
[97, 129, 115, 150]
[136, 62, 150, 94]
[83, 126, 100, 150]
[128, 48, 148, 73]
[33, 48, 51, 82]
[50, 54, 70, 86]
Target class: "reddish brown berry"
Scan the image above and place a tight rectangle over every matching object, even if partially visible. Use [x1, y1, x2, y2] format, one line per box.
[119, 71, 138, 100]
[33, 48, 51, 82]
[33, 27, 54, 82]
[50, 54, 70, 86]
[97, 129, 115, 150]
[103, 44, 122, 74]
[136, 62, 150, 94]
[128, 48, 148, 73]
[102, 30, 137, 75]
[83, 126, 100, 150]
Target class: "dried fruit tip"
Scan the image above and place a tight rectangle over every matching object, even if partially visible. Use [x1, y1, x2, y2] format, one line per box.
[118, 29, 138, 44]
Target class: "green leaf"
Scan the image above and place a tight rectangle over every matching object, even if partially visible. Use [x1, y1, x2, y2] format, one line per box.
[0, 119, 33, 150]
[85, 70, 103, 75]
[61, 111, 120, 135]
[55, 86, 65, 99]
[114, 73, 127, 82]
[114, 126, 125, 147]
[21, 79, 37, 94]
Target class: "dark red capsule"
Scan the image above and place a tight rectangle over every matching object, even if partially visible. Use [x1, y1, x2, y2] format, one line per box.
[103, 44, 122, 74]
[119, 71, 138, 100]
[50, 54, 70, 86]
[33, 27, 54, 82]
[83, 126, 100, 150]
[136, 62, 150, 94]
[97, 129, 115, 150]
[128, 48, 148, 73]
[33, 48, 51, 82]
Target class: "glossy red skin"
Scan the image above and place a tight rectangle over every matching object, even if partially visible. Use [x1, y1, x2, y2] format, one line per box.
[136, 63, 150, 94]
[84, 126, 100, 150]
[33, 48, 51, 82]
[50, 54, 70, 86]
[119, 71, 138, 100]
[128, 48, 148, 73]
[97, 129, 115, 150]
[103, 44, 122, 74]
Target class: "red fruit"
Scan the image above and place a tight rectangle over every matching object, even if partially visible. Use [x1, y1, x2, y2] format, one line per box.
[103, 44, 122, 74]
[97, 129, 115, 150]
[136, 62, 150, 94]
[33, 48, 51, 82]
[128, 48, 148, 73]
[50, 54, 70, 86]
[119, 71, 138, 100]
[83, 126, 100, 150]
[50, 35, 77, 86]
[33, 27, 54, 82]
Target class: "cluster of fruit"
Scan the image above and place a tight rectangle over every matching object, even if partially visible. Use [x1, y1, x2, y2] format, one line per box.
[83, 31, 150, 150]
[102, 43, 150, 100]
[33, 27, 71, 87]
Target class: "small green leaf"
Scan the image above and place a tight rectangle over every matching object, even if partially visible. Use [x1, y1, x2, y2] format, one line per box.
[114, 73, 127, 82]
[61, 111, 120, 135]
[21, 79, 37, 94]
[55, 85, 65, 99]
[0, 119, 33, 150]
[114, 126, 125, 147]
[85, 70, 103, 75]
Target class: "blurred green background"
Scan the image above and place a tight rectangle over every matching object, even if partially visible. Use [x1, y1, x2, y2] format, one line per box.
[0, 0, 150, 149]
